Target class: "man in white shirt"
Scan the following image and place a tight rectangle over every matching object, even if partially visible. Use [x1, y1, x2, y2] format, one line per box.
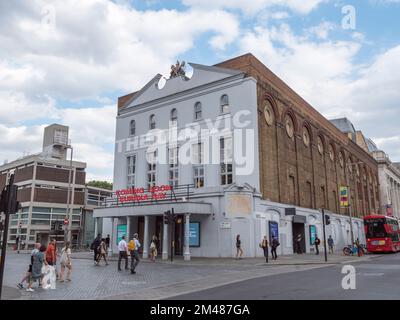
[130, 233, 141, 274]
[117, 235, 128, 271]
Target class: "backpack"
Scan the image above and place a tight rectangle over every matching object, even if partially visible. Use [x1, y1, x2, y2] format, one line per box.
[315, 238, 321, 245]
[128, 240, 136, 251]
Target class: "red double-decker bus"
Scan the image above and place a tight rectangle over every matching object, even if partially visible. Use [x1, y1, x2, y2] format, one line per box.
[364, 215, 400, 253]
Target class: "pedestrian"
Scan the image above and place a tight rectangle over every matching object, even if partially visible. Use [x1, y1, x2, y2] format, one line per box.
[128, 233, 141, 274]
[26, 244, 47, 292]
[295, 234, 302, 254]
[59, 241, 72, 282]
[271, 236, 280, 260]
[117, 235, 129, 271]
[105, 234, 110, 250]
[150, 235, 158, 262]
[45, 239, 59, 277]
[235, 234, 243, 259]
[96, 238, 109, 266]
[260, 236, 269, 263]
[355, 238, 363, 257]
[328, 235, 334, 254]
[91, 233, 101, 265]
[17, 243, 40, 289]
[15, 236, 20, 253]
[314, 236, 321, 255]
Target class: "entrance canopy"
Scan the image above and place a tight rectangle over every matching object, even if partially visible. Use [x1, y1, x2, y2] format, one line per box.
[93, 201, 212, 218]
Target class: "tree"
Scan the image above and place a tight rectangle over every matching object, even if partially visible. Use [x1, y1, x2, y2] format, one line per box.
[86, 180, 113, 190]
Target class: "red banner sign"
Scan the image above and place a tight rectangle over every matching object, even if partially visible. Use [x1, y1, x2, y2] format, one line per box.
[116, 185, 172, 203]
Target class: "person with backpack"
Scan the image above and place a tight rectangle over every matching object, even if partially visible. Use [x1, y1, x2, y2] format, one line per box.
[117, 235, 129, 271]
[271, 236, 280, 260]
[260, 236, 269, 263]
[96, 238, 109, 266]
[314, 236, 321, 255]
[91, 234, 101, 265]
[128, 233, 141, 274]
[59, 241, 72, 282]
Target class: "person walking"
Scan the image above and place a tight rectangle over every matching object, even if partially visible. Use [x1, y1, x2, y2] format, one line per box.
[328, 235, 334, 254]
[26, 245, 47, 292]
[59, 241, 72, 282]
[235, 235, 243, 259]
[355, 238, 363, 257]
[129, 233, 141, 274]
[91, 234, 102, 265]
[105, 234, 111, 250]
[17, 243, 40, 289]
[117, 235, 129, 271]
[150, 235, 158, 262]
[96, 238, 109, 266]
[314, 236, 321, 255]
[271, 236, 280, 260]
[260, 236, 269, 263]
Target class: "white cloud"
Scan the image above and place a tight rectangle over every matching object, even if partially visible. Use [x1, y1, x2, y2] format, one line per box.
[307, 21, 336, 40]
[182, 0, 325, 15]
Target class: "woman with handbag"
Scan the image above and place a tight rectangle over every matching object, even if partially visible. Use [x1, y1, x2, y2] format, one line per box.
[59, 241, 72, 282]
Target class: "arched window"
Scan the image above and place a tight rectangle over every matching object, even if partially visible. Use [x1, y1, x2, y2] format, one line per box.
[220, 94, 229, 113]
[129, 119, 136, 136]
[194, 102, 202, 120]
[170, 108, 177, 125]
[149, 114, 156, 130]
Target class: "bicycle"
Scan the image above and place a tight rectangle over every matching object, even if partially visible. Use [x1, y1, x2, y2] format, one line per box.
[343, 245, 357, 256]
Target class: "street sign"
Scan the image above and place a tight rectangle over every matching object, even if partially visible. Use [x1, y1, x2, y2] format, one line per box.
[340, 186, 349, 207]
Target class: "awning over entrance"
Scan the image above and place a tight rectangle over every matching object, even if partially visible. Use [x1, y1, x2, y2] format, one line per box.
[93, 201, 212, 218]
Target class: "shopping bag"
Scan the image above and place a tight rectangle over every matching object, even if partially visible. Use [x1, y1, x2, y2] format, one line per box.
[42, 265, 56, 290]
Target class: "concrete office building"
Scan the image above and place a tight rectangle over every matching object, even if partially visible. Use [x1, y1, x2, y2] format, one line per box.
[94, 54, 379, 259]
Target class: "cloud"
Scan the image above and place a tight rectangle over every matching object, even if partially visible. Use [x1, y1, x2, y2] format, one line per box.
[182, 0, 325, 15]
[238, 23, 400, 161]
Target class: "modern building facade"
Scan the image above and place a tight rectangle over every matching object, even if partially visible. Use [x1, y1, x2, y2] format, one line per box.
[0, 124, 111, 248]
[94, 54, 380, 259]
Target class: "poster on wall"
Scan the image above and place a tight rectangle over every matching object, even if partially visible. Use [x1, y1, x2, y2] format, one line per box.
[269, 221, 279, 243]
[189, 222, 200, 247]
[309, 225, 316, 245]
[116, 224, 127, 245]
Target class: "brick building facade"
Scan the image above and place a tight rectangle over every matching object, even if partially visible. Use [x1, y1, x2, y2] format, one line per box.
[217, 53, 380, 218]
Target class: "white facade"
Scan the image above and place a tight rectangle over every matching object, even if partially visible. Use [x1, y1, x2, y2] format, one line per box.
[95, 63, 365, 259]
[373, 150, 400, 218]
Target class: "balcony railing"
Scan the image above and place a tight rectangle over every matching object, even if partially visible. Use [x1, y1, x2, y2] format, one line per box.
[98, 184, 195, 208]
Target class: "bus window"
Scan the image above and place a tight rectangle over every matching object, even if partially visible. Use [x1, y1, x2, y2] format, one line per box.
[365, 218, 386, 238]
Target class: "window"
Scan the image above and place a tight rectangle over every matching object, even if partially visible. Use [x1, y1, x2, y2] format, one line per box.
[303, 127, 310, 147]
[170, 108, 178, 126]
[129, 120, 136, 136]
[194, 102, 202, 120]
[127, 155, 136, 188]
[192, 142, 204, 188]
[149, 114, 156, 130]
[329, 144, 335, 161]
[317, 136, 324, 155]
[168, 147, 179, 187]
[264, 102, 274, 126]
[285, 115, 294, 138]
[147, 151, 157, 189]
[339, 152, 344, 168]
[220, 94, 229, 113]
[220, 137, 233, 185]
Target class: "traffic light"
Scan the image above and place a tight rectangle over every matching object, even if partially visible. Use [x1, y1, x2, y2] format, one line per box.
[164, 210, 171, 224]
[325, 214, 331, 225]
[0, 189, 7, 213]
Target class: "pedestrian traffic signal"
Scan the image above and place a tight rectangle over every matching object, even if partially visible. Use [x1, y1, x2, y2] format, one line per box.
[325, 214, 331, 225]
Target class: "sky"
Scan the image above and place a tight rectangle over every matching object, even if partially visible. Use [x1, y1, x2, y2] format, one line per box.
[0, 0, 399, 182]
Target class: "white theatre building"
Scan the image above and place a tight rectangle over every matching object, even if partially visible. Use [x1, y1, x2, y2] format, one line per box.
[94, 56, 368, 260]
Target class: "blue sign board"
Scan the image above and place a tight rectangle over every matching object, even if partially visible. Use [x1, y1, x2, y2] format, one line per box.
[269, 221, 279, 243]
[117, 224, 127, 245]
[189, 222, 200, 247]
[309, 225, 316, 245]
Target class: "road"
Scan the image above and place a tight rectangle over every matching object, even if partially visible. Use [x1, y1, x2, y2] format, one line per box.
[169, 253, 400, 300]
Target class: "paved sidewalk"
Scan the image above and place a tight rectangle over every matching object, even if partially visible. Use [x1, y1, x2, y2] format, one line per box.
[1, 251, 381, 300]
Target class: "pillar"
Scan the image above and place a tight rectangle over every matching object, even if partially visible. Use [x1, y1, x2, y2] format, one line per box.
[184, 213, 191, 261]
[126, 216, 130, 240]
[111, 217, 117, 254]
[94, 217, 98, 238]
[143, 215, 149, 259]
[162, 222, 168, 260]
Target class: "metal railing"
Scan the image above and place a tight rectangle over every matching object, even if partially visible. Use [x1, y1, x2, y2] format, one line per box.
[98, 184, 195, 208]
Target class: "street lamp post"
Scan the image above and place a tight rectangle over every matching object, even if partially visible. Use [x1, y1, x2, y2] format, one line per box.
[65, 145, 74, 244]
[345, 161, 364, 246]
